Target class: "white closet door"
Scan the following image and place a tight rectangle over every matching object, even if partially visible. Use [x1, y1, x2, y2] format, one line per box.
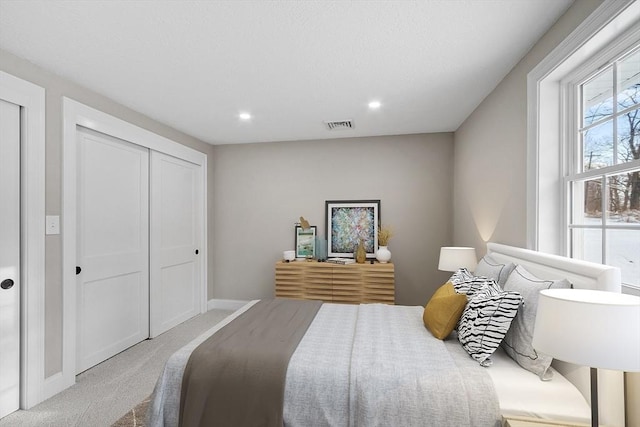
[0, 100, 20, 419]
[76, 127, 149, 373]
[150, 151, 202, 337]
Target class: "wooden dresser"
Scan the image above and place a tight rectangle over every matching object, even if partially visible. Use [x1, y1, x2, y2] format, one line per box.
[275, 260, 395, 304]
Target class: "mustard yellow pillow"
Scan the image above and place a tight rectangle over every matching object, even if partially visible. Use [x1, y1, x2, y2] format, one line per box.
[423, 282, 468, 340]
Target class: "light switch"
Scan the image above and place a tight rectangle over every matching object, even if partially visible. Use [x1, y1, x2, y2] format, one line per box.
[46, 215, 60, 235]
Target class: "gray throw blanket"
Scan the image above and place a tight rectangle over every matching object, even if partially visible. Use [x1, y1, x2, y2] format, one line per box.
[148, 302, 501, 427]
[347, 304, 501, 426]
[179, 298, 321, 427]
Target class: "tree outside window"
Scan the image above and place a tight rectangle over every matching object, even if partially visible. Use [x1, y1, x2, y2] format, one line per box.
[570, 46, 640, 288]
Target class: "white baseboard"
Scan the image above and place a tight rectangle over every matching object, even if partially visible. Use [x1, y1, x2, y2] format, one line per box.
[207, 298, 250, 311]
[42, 371, 74, 405]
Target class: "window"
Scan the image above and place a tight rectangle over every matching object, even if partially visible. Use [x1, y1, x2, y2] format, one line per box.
[528, 1, 640, 294]
[566, 45, 640, 289]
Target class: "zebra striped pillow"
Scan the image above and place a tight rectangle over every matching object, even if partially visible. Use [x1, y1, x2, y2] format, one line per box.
[457, 285, 523, 367]
[448, 268, 501, 296]
[448, 268, 474, 285]
[452, 275, 501, 296]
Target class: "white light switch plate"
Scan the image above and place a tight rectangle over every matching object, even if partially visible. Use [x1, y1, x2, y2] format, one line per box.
[46, 215, 60, 235]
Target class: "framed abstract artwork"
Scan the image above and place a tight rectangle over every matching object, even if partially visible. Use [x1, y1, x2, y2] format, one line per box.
[295, 225, 316, 258]
[325, 200, 380, 258]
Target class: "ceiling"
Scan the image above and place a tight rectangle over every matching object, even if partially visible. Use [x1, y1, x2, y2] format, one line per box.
[0, 0, 573, 145]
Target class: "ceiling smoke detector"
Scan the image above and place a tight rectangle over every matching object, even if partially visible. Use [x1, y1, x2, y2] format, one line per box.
[324, 119, 354, 131]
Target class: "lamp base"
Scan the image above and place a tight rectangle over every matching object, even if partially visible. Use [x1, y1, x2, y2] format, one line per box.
[590, 367, 598, 427]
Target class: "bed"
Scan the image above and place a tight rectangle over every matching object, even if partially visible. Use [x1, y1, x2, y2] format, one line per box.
[485, 243, 624, 426]
[147, 243, 625, 427]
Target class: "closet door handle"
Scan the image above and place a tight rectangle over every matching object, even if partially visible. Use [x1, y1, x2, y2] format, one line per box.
[76, 266, 82, 275]
[1, 279, 14, 290]
[195, 249, 199, 255]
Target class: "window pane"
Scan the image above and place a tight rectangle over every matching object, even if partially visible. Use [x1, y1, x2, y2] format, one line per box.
[571, 178, 602, 225]
[617, 109, 640, 164]
[582, 120, 613, 170]
[606, 171, 640, 223]
[617, 48, 640, 111]
[583, 67, 613, 126]
[607, 229, 640, 287]
[570, 228, 602, 263]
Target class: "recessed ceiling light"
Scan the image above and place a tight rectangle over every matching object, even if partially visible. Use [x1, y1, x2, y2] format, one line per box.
[368, 101, 382, 110]
[239, 112, 252, 120]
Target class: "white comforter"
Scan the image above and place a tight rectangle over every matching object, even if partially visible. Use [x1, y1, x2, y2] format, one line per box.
[148, 302, 502, 427]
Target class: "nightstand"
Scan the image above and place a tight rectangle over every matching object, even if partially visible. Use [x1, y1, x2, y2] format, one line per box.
[502, 416, 591, 427]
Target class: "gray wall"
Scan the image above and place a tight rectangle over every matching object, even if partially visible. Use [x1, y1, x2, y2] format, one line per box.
[0, 49, 215, 377]
[452, 0, 602, 255]
[1, 47, 454, 377]
[452, 1, 640, 425]
[211, 134, 454, 306]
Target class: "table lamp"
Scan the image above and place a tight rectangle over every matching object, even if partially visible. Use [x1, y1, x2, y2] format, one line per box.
[437, 247, 478, 272]
[532, 288, 640, 427]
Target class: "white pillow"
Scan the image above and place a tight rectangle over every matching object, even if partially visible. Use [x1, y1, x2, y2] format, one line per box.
[474, 254, 515, 287]
[501, 265, 572, 380]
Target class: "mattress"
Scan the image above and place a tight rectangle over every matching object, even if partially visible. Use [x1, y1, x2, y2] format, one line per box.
[487, 346, 591, 423]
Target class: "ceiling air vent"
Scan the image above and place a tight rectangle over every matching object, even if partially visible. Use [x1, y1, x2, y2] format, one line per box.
[324, 119, 354, 131]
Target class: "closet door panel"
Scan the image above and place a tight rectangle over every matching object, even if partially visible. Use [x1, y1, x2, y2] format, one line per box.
[75, 127, 149, 373]
[150, 151, 202, 337]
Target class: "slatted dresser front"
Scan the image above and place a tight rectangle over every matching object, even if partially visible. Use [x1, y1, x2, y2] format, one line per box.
[275, 261, 395, 304]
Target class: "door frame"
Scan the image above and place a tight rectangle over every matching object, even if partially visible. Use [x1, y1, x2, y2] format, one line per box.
[60, 98, 207, 396]
[0, 71, 46, 409]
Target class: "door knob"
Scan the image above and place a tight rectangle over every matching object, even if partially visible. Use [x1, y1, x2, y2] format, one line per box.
[76, 266, 82, 275]
[1, 279, 14, 290]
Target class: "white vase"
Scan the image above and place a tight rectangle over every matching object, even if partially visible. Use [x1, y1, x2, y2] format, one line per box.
[376, 246, 391, 263]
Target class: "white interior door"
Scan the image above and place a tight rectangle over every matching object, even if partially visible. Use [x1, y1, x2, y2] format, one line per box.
[76, 127, 149, 373]
[0, 100, 20, 418]
[150, 151, 202, 337]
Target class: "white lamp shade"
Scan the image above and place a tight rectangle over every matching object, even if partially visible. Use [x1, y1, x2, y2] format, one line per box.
[532, 289, 640, 372]
[438, 247, 477, 272]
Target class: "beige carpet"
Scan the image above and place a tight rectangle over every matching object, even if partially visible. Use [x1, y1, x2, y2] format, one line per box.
[111, 397, 150, 427]
[0, 308, 234, 427]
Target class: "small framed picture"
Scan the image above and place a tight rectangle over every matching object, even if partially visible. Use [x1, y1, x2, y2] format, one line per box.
[295, 225, 316, 258]
[326, 200, 380, 258]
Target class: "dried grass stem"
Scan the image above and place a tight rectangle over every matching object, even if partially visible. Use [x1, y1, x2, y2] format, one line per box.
[378, 225, 393, 246]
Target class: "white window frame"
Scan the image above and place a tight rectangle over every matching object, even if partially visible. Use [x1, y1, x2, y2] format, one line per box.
[562, 34, 640, 278]
[527, 0, 640, 294]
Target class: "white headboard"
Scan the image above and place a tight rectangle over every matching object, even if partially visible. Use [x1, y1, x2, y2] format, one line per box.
[486, 243, 624, 427]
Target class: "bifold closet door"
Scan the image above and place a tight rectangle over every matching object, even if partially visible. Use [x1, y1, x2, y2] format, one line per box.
[150, 151, 202, 338]
[0, 100, 20, 419]
[76, 127, 149, 374]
